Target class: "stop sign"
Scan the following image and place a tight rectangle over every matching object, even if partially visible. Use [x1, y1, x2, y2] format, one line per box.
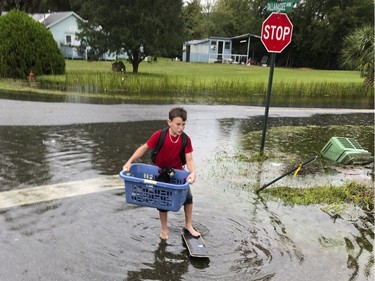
[261, 12, 293, 53]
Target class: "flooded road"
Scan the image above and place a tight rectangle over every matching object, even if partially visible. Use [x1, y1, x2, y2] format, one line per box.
[0, 99, 373, 281]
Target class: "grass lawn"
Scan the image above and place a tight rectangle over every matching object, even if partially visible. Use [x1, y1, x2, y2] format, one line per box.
[0, 58, 371, 107]
[65, 58, 363, 84]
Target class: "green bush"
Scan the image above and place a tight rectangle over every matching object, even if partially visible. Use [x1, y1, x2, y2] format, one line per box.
[0, 10, 65, 79]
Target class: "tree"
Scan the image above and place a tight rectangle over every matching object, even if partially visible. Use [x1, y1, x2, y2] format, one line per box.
[340, 25, 374, 87]
[0, 0, 83, 13]
[0, 9, 65, 79]
[289, 0, 374, 69]
[182, 0, 208, 40]
[204, 0, 267, 37]
[78, 0, 184, 73]
[0, 0, 44, 13]
[201, 0, 373, 69]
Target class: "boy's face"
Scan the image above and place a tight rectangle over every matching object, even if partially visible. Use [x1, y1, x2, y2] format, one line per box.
[168, 117, 186, 136]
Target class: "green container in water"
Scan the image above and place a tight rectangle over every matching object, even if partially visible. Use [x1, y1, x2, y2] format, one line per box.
[320, 137, 372, 164]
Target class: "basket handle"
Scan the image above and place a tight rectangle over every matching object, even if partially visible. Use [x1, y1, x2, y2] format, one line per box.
[144, 179, 157, 185]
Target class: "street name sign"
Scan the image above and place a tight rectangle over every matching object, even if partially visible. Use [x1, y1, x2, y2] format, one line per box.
[267, 0, 295, 13]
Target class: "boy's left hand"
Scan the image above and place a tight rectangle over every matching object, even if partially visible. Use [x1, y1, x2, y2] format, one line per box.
[187, 175, 195, 184]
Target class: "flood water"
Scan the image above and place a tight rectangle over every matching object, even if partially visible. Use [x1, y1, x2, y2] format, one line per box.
[0, 99, 373, 281]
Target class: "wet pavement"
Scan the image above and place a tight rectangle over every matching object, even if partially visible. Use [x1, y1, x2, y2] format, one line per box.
[0, 99, 373, 281]
[0, 99, 373, 126]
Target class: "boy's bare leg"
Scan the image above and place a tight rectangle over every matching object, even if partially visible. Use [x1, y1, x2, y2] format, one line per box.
[159, 211, 169, 240]
[184, 204, 200, 237]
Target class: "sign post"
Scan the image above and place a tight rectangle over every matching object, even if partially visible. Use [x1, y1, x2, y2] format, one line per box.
[260, 12, 293, 153]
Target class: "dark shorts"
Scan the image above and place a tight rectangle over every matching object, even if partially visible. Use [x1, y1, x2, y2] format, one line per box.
[158, 186, 193, 212]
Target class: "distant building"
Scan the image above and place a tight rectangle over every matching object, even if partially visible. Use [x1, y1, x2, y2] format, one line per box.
[0, 11, 127, 61]
[182, 33, 266, 65]
[31, 11, 86, 60]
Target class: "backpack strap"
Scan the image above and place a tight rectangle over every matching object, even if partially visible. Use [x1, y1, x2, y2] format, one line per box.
[151, 128, 189, 166]
[151, 127, 168, 164]
[180, 132, 188, 166]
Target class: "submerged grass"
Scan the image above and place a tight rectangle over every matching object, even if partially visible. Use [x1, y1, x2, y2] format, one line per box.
[2, 58, 372, 106]
[261, 182, 374, 212]
[211, 123, 374, 213]
[53, 72, 370, 99]
[243, 124, 374, 160]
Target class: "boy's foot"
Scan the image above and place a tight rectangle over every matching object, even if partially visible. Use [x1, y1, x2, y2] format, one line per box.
[159, 232, 168, 240]
[185, 225, 200, 238]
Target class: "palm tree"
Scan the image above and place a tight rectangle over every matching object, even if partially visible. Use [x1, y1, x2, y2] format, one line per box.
[340, 25, 374, 87]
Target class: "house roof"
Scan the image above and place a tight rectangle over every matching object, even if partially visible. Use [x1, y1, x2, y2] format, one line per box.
[185, 38, 209, 45]
[185, 33, 260, 45]
[231, 33, 261, 40]
[31, 11, 83, 28]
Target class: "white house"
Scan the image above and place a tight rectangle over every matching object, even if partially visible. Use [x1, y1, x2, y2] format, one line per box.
[31, 11, 86, 59]
[31, 11, 127, 61]
[182, 37, 232, 63]
[182, 33, 264, 65]
[1, 11, 144, 62]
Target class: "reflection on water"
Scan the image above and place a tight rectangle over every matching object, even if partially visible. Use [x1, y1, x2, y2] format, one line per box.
[0, 90, 373, 109]
[0, 121, 165, 191]
[0, 110, 373, 281]
[126, 241, 190, 281]
[344, 218, 374, 281]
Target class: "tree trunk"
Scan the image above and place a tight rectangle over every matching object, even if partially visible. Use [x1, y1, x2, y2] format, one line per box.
[131, 60, 139, 74]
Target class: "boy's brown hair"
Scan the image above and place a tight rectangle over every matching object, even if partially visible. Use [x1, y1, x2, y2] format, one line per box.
[169, 107, 187, 121]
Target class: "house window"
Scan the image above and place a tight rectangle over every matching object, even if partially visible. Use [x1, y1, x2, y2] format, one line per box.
[210, 41, 216, 50]
[225, 42, 230, 50]
[66, 35, 72, 45]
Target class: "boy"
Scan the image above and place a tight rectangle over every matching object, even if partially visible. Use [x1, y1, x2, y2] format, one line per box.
[123, 107, 200, 240]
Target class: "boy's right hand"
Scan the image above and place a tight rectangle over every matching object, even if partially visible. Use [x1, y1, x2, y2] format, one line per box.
[123, 163, 132, 176]
[123, 163, 131, 172]
[122, 161, 131, 172]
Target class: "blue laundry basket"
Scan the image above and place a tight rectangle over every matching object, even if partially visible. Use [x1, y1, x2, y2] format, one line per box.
[119, 163, 190, 212]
